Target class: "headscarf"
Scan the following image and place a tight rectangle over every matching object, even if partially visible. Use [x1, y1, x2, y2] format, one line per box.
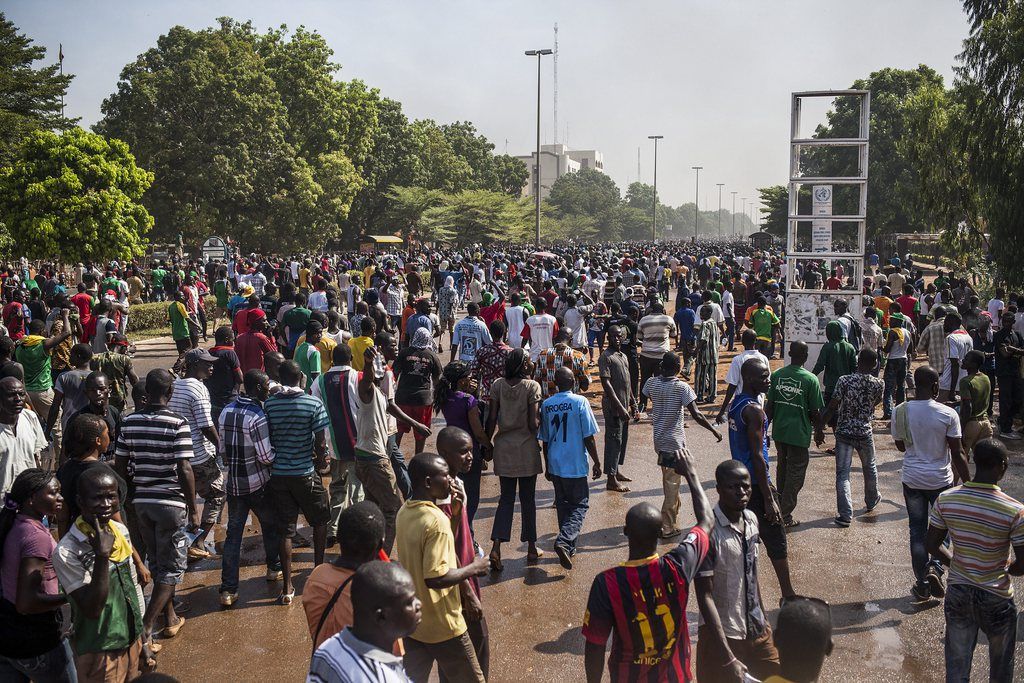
[411, 327, 434, 350]
[481, 291, 494, 306]
[443, 276, 455, 290]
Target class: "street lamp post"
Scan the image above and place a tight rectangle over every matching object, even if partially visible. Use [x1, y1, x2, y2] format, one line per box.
[741, 198, 748, 236]
[716, 183, 724, 238]
[648, 135, 663, 241]
[525, 49, 553, 247]
[692, 166, 702, 240]
[731, 191, 737, 235]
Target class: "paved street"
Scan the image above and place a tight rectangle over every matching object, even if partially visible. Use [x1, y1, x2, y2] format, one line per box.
[128, 335, 1024, 682]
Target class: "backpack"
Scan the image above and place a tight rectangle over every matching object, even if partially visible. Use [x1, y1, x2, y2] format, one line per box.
[842, 312, 863, 351]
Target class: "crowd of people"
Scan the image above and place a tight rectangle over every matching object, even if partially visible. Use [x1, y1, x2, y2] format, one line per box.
[0, 239, 1021, 683]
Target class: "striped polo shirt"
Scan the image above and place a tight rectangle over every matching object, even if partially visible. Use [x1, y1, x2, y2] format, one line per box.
[264, 387, 330, 477]
[929, 481, 1024, 599]
[114, 407, 192, 508]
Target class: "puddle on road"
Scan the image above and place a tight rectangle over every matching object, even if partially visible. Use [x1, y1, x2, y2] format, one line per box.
[871, 625, 905, 671]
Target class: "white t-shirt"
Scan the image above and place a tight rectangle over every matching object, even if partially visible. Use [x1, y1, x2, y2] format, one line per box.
[505, 306, 527, 349]
[725, 349, 769, 395]
[642, 376, 697, 453]
[706, 302, 725, 325]
[939, 331, 973, 391]
[721, 291, 735, 319]
[987, 298, 1004, 320]
[897, 399, 961, 490]
[564, 306, 592, 349]
[524, 313, 557, 361]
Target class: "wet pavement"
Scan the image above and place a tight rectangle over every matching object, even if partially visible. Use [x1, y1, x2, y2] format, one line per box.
[128, 335, 1024, 682]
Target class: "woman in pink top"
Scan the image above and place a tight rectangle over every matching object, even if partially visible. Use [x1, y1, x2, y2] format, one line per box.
[0, 468, 74, 681]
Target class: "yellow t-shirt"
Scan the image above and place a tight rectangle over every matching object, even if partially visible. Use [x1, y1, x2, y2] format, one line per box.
[296, 334, 339, 374]
[348, 336, 374, 371]
[395, 500, 466, 644]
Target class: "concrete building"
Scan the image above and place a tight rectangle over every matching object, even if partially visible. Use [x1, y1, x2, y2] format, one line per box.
[516, 144, 605, 199]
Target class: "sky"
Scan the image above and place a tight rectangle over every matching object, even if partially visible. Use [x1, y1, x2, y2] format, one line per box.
[7, 0, 971, 214]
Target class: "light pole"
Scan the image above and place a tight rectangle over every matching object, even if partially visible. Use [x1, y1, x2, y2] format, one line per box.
[741, 198, 748, 236]
[716, 183, 724, 238]
[525, 49, 553, 247]
[648, 135, 663, 241]
[692, 166, 702, 240]
[731, 191, 737, 235]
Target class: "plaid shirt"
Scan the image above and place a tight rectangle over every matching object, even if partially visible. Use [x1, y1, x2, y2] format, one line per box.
[218, 396, 274, 496]
[534, 345, 589, 398]
[383, 285, 405, 316]
[919, 320, 947, 373]
[471, 341, 511, 402]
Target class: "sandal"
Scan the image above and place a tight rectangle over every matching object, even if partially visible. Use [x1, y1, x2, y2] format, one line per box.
[279, 590, 295, 605]
[488, 552, 503, 572]
[526, 548, 545, 562]
[162, 615, 185, 638]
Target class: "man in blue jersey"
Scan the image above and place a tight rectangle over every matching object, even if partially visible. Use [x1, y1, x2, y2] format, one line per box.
[539, 367, 602, 570]
[727, 358, 795, 600]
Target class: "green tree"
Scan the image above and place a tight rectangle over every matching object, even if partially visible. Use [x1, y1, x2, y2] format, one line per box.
[492, 154, 529, 196]
[955, 0, 1024, 281]
[420, 190, 527, 244]
[0, 13, 77, 163]
[811, 66, 946, 238]
[758, 185, 789, 237]
[96, 19, 363, 250]
[409, 119, 473, 193]
[386, 185, 445, 241]
[547, 169, 621, 217]
[0, 128, 153, 262]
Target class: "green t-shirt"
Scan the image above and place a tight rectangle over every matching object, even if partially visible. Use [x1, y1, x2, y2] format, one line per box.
[213, 279, 230, 308]
[959, 372, 991, 422]
[151, 268, 166, 288]
[168, 302, 190, 340]
[15, 341, 52, 392]
[282, 306, 312, 335]
[749, 308, 780, 342]
[708, 289, 722, 305]
[294, 341, 322, 390]
[767, 364, 824, 447]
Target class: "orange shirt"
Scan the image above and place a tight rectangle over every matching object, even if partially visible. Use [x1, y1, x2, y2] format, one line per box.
[302, 563, 404, 654]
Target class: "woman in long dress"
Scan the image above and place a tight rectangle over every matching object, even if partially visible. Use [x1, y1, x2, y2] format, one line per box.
[485, 348, 544, 570]
[694, 304, 720, 403]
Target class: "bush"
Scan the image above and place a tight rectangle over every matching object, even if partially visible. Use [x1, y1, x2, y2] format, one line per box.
[127, 296, 216, 334]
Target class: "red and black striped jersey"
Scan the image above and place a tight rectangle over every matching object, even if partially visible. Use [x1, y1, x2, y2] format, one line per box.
[582, 526, 709, 682]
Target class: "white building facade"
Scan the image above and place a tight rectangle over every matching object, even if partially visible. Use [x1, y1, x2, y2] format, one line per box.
[516, 144, 605, 199]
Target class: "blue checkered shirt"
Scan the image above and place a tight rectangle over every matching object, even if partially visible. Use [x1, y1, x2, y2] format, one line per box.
[217, 396, 275, 496]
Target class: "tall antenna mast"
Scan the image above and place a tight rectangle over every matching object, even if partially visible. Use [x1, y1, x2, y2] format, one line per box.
[553, 23, 558, 146]
[637, 146, 641, 183]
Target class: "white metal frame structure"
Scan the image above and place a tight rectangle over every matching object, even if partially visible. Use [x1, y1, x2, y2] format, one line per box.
[784, 90, 870, 366]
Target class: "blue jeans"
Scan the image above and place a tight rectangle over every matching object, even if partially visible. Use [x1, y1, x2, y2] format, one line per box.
[834, 435, 879, 522]
[221, 489, 282, 593]
[944, 583, 1017, 682]
[0, 638, 77, 682]
[903, 483, 948, 586]
[388, 434, 411, 499]
[883, 357, 907, 417]
[551, 476, 590, 555]
[459, 448, 483, 528]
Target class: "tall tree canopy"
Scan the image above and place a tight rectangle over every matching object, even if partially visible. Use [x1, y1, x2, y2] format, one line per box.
[0, 12, 76, 163]
[0, 128, 153, 262]
[96, 19, 365, 252]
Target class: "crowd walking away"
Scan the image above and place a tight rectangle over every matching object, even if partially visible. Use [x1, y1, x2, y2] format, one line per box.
[0, 240, 1022, 683]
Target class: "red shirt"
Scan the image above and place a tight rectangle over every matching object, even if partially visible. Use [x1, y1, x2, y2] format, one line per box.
[235, 331, 277, 373]
[436, 481, 480, 599]
[826, 277, 842, 290]
[2, 301, 26, 340]
[896, 294, 918, 324]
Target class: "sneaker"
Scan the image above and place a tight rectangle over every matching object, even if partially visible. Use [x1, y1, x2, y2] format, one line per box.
[833, 516, 851, 527]
[866, 495, 882, 512]
[219, 591, 237, 607]
[1000, 430, 1022, 441]
[925, 567, 946, 598]
[911, 582, 931, 601]
[554, 544, 573, 570]
[265, 569, 284, 582]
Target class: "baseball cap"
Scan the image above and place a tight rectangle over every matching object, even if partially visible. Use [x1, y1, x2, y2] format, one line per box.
[184, 348, 217, 366]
